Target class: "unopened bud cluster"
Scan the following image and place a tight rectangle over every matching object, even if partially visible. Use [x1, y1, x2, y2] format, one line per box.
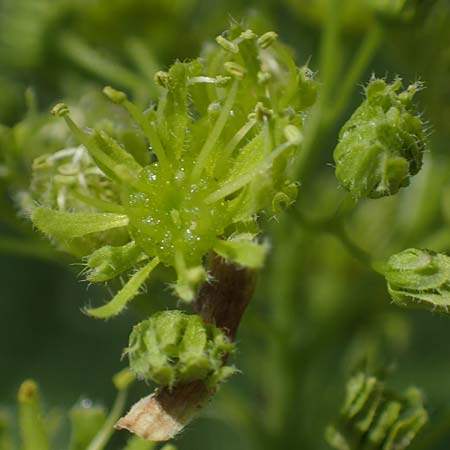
[385, 248, 450, 315]
[126, 311, 235, 388]
[334, 79, 426, 199]
[327, 371, 428, 450]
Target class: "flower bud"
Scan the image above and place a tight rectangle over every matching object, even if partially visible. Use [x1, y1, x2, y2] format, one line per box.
[154, 71, 171, 88]
[103, 86, 127, 104]
[257, 31, 278, 49]
[215, 35, 239, 54]
[224, 61, 246, 79]
[333, 79, 426, 199]
[327, 372, 428, 450]
[126, 311, 235, 388]
[51, 103, 69, 117]
[385, 248, 450, 315]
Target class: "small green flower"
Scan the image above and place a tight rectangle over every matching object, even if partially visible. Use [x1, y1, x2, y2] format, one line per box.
[31, 25, 316, 315]
[326, 371, 428, 450]
[334, 78, 426, 199]
[385, 248, 450, 315]
[126, 311, 235, 388]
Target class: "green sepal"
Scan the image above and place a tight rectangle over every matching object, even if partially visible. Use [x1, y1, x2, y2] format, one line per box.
[85, 257, 159, 319]
[86, 241, 147, 282]
[156, 62, 189, 161]
[68, 403, 106, 450]
[32, 208, 129, 240]
[174, 264, 206, 303]
[214, 234, 267, 269]
[92, 130, 144, 183]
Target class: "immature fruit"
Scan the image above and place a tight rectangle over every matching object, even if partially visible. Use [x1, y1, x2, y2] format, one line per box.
[385, 248, 450, 315]
[126, 311, 235, 388]
[334, 79, 426, 199]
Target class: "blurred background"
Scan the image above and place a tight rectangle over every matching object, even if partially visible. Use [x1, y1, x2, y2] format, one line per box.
[1, 0, 450, 449]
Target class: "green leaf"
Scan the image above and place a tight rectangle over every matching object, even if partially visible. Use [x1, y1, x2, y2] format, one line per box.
[32, 208, 129, 240]
[85, 257, 159, 319]
[214, 236, 267, 269]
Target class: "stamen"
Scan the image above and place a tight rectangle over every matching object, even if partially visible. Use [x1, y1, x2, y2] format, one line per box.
[191, 79, 239, 182]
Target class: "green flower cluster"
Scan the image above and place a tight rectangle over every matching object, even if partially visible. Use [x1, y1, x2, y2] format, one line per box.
[31, 24, 316, 314]
[326, 372, 428, 450]
[385, 248, 450, 315]
[126, 311, 235, 388]
[334, 79, 426, 199]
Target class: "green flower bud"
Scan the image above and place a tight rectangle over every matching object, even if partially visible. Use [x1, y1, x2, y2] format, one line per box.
[51, 103, 69, 117]
[334, 79, 426, 199]
[385, 248, 450, 315]
[126, 311, 235, 388]
[224, 61, 247, 79]
[257, 31, 278, 49]
[327, 372, 428, 450]
[154, 71, 171, 88]
[103, 86, 127, 104]
[215, 35, 239, 54]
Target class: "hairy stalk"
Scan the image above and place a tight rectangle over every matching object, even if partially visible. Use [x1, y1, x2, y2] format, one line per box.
[115, 254, 257, 441]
